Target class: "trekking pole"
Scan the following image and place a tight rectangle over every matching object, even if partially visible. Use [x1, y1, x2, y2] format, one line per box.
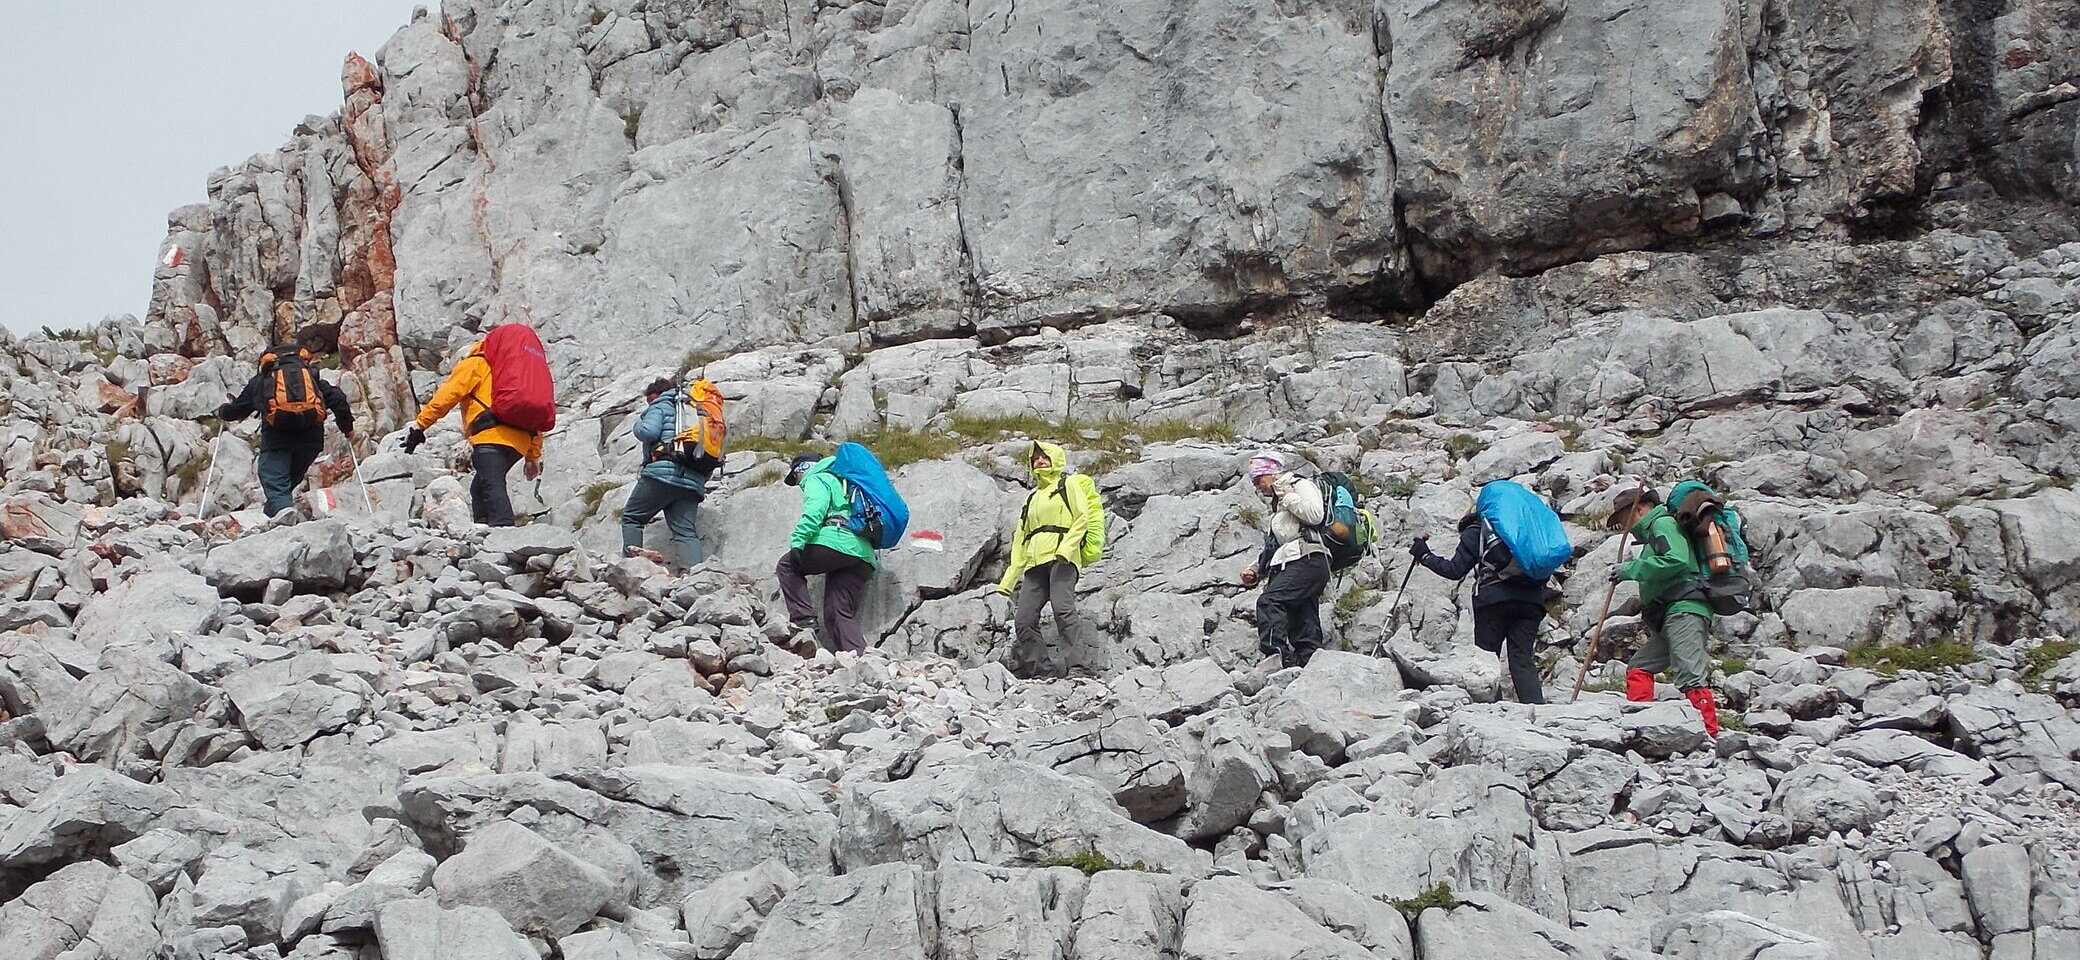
[345, 439, 377, 515]
[196, 425, 224, 522]
[1569, 538, 1632, 703]
[1369, 560, 1418, 657]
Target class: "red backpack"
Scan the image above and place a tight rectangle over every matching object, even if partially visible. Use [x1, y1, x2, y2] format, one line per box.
[478, 324, 556, 433]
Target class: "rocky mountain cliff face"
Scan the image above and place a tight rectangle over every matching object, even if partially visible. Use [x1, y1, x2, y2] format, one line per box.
[5, 1, 2080, 959]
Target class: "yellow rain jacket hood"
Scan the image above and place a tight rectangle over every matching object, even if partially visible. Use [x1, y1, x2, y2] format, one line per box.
[997, 441, 1106, 593]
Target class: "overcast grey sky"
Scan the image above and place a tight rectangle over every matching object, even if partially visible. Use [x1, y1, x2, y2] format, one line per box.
[0, 1, 427, 335]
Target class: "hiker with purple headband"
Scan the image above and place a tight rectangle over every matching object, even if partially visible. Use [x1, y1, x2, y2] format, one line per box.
[1238, 452, 1330, 669]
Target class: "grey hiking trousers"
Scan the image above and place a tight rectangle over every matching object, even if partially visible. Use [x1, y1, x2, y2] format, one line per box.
[1013, 560, 1100, 677]
[1632, 610, 1712, 691]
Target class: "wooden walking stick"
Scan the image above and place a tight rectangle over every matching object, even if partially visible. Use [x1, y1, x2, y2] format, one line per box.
[1570, 537, 1631, 703]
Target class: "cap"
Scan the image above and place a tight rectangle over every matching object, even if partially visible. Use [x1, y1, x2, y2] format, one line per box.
[783, 452, 820, 486]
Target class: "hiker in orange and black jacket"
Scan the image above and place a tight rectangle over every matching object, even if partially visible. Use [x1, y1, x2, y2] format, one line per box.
[207, 344, 353, 516]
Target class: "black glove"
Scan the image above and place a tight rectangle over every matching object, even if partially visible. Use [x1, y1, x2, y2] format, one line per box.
[402, 427, 426, 454]
[1409, 536, 1430, 560]
[1608, 565, 1626, 584]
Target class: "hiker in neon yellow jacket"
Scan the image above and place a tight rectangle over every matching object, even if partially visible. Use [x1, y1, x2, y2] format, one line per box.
[1608, 486, 1720, 736]
[996, 441, 1107, 677]
[776, 453, 877, 654]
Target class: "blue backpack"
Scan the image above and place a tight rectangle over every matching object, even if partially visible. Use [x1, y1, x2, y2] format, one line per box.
[828, 442, 909, 550]
[1474, 480, 1572, 581]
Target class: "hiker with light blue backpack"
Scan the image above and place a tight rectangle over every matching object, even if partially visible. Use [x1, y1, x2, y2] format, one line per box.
[775, 443, 909, 654]
[1411, 479, 1573, 704]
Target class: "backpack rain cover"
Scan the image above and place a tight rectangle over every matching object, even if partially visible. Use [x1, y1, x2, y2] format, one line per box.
[481, 324, 557, 433]
[1475, 480, 1572, 581]
[829, 441, 910, 549]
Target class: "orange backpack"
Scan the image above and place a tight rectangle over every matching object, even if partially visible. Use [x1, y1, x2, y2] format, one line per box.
[261, 348, 325, 429]
[669, 379, 726, 471]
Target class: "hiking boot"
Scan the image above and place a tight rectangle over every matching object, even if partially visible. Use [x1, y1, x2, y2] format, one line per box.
[1625, 669, 1656, 703]
[624, 546, 666, 565]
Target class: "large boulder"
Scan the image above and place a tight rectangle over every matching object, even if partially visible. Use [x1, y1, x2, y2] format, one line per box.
[0, 860, 160, 960]
[433, 819, 618, 939]
[37, 650, 216, 763]
[837, 759, 1206, 875]
[70, 565, 223, 659]
[400, 766, 837, 907]
[201, 518, 355, 592]
[0, 765, 178, 868]
[374, 899, 536, 960]
[1011, 712, 1187, 823]
[1177, 876, 1382, 960]
[731, 863, 933, 960]
[1257, 651, 1409, 762]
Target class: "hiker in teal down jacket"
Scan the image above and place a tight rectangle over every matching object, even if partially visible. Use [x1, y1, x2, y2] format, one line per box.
[776, 453, 876, 654]
[622, 378, 710, 573]
[1607, 486, 1720, 736]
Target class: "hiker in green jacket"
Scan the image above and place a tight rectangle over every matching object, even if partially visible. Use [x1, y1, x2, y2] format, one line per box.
[997, 440, 1107, 678]
[776, 452, 877, 654]
[1607, 486, 1720, 736]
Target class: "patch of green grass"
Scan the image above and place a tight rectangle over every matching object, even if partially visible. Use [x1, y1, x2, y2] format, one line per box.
[678, 350, 724, 379]
[1035, 847, 1164, 876]
[622, 110, 641, 141]
[1717, 711, 1749, 733]
[1578, 678, 1628, 694]
[1390, 882, 1461, 920]
[1930, 570, 1973, 603]
[38, 325, 95, 342]
[172, 450, 211, 490]
[1715, 657, 1748, 677]
[2020, 639, 2077, 691]
[105, 441, 133, 465]
[731, 435, 826, 458]
[1385, 477, 1421, 500]
[849, 428, 963, 469]
[576, 480, 620, 524]
[1845, 641, 1980, 677]
[944, 412, 1235, 474]
[1445, 433, 1487, 461]
[1334, 586, 1378, 625]
[957, 413, 1237, 445]
[1237, 505, 1263, 527]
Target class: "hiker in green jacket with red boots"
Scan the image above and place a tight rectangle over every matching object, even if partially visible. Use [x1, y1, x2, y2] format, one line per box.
[1607, 486, 1721, 737]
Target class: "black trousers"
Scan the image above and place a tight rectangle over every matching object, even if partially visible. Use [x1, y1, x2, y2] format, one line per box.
[471, 444, 521, 526]
[1257, 554, 1330, 668]
[1474, 600, 1548, 704]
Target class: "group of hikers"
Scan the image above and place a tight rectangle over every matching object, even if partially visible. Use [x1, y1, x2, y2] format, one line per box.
[199, 324, 1752, 738]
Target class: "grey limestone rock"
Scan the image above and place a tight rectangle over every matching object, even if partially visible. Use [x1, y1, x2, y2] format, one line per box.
[0, 860, 160, 960]
[432, 818, 618, 939]
[1011, 712, 1187, 823]
[1177, 876, 1386, 960]
[69, 565, 222, 659]
[0, 764, 176, 868]
[732, 863, 933, 960]
[1772, 764, 1888, 840]
[680, 859, 799, 960]
[201, 518, 354, 592]
[373, 899, 537, 960]
[837, 758, 1206, 876]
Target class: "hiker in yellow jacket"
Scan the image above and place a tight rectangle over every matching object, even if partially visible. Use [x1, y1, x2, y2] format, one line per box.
[403, 341, 545, 526]
[997, 441, 1107, 677]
